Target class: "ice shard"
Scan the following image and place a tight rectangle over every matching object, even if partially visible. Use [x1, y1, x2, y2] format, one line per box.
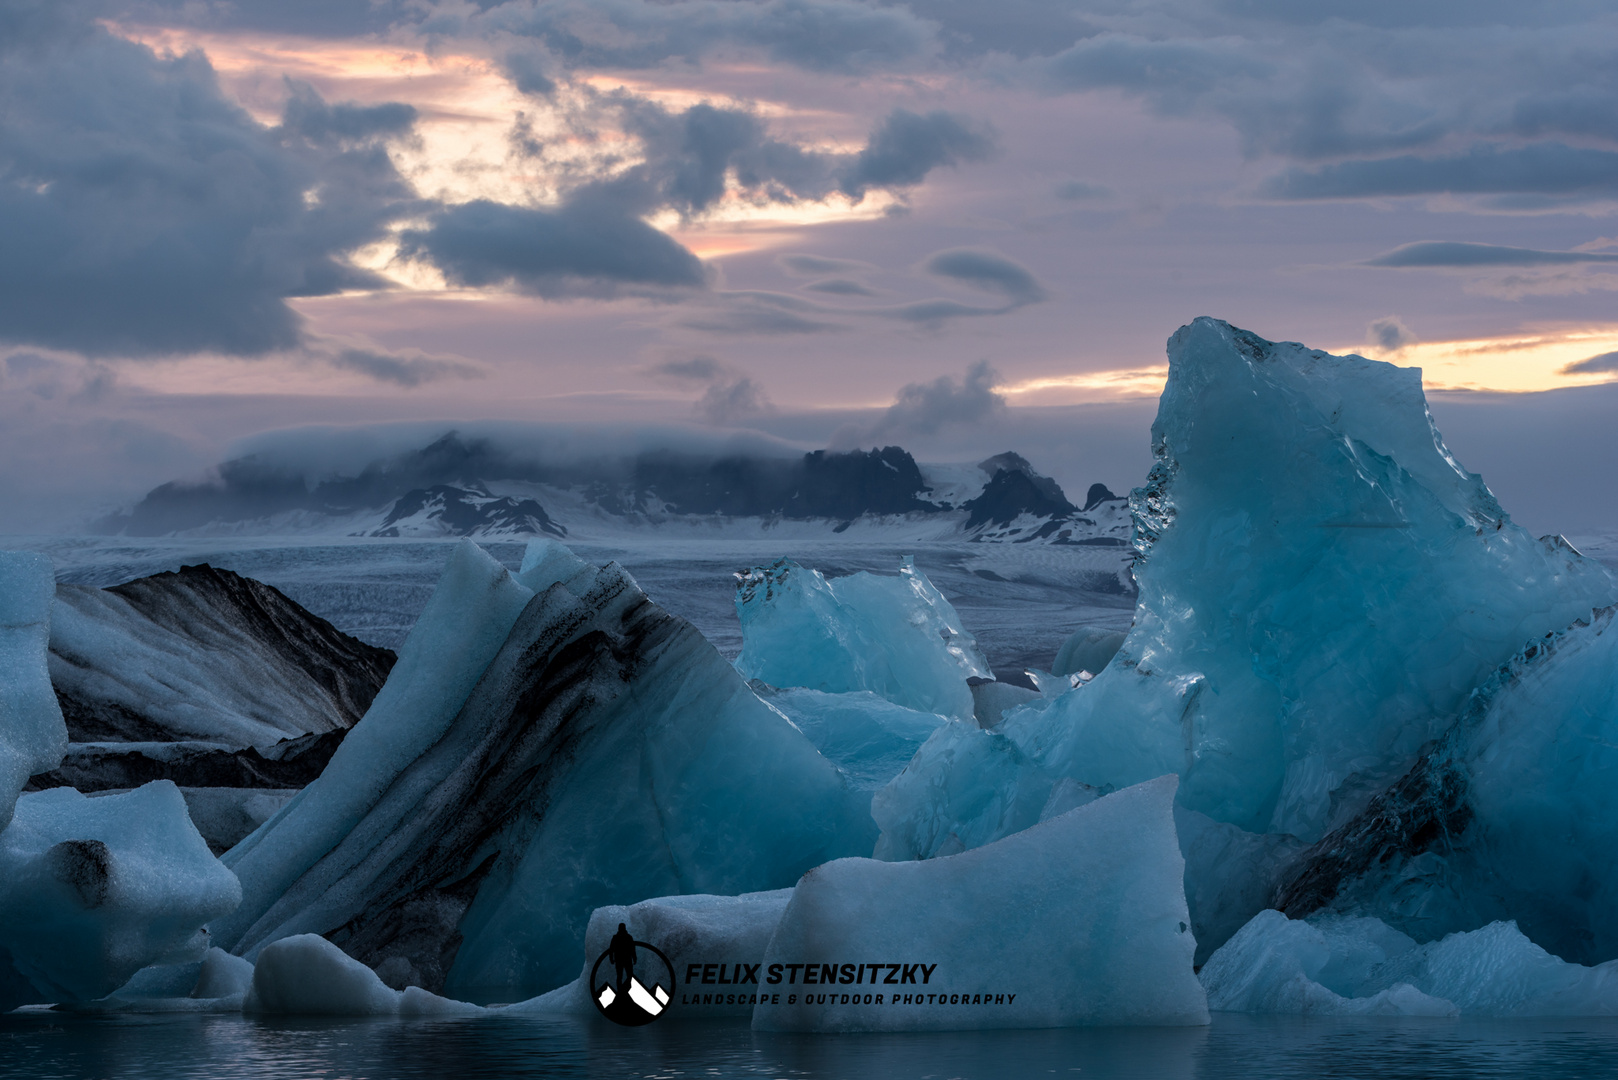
[1204, 909, 1618, 1017]
[873, 318, 1615, 865]
[734, 557, 991, 720]
[214, 539, 873, 1002]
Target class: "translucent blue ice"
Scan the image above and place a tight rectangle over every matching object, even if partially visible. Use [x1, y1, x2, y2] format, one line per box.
[734, 557, 991, 720]
[1205, 909, 1618, 1016]
[0, 783, 241, 1010]
[873, 319, 1616, 862]
[0, 550, 67, 831]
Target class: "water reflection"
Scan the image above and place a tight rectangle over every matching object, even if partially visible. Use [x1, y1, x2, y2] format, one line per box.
[6, 1011, 1618, 1080]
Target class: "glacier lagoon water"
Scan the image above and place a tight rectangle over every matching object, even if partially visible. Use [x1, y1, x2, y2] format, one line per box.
[8, 1011, 1618, 1079]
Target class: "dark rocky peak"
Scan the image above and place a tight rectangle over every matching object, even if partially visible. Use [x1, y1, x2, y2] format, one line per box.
[961, 466, 1079, 530]
[373, 484, 565, 538]
[1083, 483, 1122, 512]
[637, 445, 940, 520]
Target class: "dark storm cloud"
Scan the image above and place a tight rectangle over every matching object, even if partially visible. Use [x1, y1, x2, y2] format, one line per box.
[779, 254, 872, 276]
[1365, 241, 1618, 268]
[883, 361, 1005, 434]
[1267, 144, 1618, 201]
[923, 249, 1047, 305]
[1365, 316, 1416, 352]
[398, 199, 708, 296]
[278, 81, 419, 145]
[476, 0, 936, 78]
[1561, 351, 1618, 376]
[1054, 180, 1111, 200]
[642, 355, 773, 424]
[323, 345, 484, 387]
[804, 278, 878, 296]
[840, 359, 1007, 445]
[838, 110, 994, 198]
[0, 4, 418, 357]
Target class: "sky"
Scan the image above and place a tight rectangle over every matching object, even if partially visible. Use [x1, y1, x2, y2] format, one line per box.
[4, 0, 1618, 535]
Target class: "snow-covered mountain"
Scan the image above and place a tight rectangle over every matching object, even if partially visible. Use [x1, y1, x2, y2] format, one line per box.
[95, 437, 1128, 546]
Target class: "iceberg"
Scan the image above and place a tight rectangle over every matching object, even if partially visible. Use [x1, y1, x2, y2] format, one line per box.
[1050, 626, 1125, 678]
[214, 538, 873, 1002]
[0, 783, 241, 1011]
[1275, 602, 1618, 964]
[751, 685, 948, 789]
[508, 888, 793, 1020]
[210, 538, 533, 954]
[734, 557, 991, 720]
[0, 550, 67, 831]
[1205, 909, 1618, 1017]
[49, 564, 395, 747]
[872, 319, 1616, 870]
[754, 776, 1207, 1031]
[244, 934, 482, 1016]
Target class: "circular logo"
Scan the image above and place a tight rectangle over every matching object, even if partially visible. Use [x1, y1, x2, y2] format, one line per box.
[590, 923, 676, 1027]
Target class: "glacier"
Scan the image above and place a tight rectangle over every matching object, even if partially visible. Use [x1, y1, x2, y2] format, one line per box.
[734, 556, 992, 720]
[872, 318, 1616, 877]
[211, 538, 873, 1001]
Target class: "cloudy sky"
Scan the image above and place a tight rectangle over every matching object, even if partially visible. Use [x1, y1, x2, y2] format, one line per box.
[5, 0, 1618, 533]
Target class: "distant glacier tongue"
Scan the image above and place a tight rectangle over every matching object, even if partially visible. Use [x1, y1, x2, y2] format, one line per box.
[873, 317, 1616, 863]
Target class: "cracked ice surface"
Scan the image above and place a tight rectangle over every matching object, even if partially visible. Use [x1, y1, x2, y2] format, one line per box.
[874, 318, 1616, 862]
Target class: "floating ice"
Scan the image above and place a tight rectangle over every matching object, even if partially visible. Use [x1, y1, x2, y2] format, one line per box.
[0, 783, 241, 1011]
[754, 776, 1207, 1031]
[734, 557, 991, 720]
[0, 550, 67, 831]
[212, 538, 533, 953]
[508, 889, 793, 1020]
[752, 685, 947, 789]
[1051, 626, 1124, 678]
[1205, 909, 1618, 1017]
[244, 934, 482, 1016]
[48, 564, 393, 747]
[1460, 604, 1618, 963]
[215, 539, 872, 1003]
[873, 319, 1616, 864]
[1199, 909, 1453, 1015]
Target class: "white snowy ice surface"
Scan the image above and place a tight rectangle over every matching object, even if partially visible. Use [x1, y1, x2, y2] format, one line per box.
[0, 550, 66, 830]
[508, 888, 793, 1019]
[48, 580, 360, 746]
[0, 783, 242, 1010]
[210, 537, 873, 1001]
[244, 934, 482, 1017]
[733, 556, 992, 720]
[872, 318, 1617, 865]
[753, 776, 1208, 1032]
[1204, 909, 1618, 1017]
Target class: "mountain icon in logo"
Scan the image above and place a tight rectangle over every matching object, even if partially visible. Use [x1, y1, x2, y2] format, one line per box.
[591, 923, 676, 1026]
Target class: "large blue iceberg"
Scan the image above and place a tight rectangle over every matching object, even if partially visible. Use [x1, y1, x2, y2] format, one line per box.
[874, 318, 1614, 867]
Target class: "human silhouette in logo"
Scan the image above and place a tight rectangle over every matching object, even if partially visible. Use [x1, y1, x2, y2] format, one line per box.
[609, 922, 637, 991]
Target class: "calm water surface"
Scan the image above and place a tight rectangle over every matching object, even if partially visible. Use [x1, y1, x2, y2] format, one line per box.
[6, 1012, 1618, 1080]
